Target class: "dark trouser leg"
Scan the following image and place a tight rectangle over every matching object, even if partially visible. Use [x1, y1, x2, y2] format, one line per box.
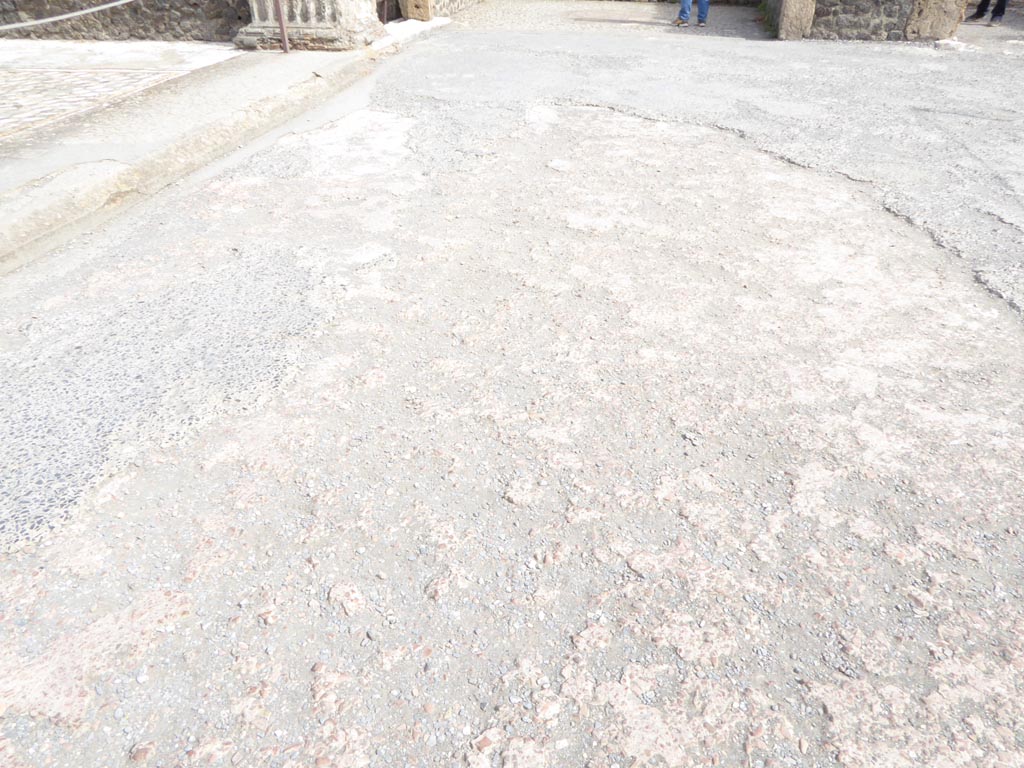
[991, 0, 1006, 17]
[971, 0, 991, 16]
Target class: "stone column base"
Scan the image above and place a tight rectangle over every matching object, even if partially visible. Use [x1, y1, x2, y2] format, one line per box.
[776, 0, 816, 39]
[235, 0, 383, 50]
[235, 21, 379, 50]
[399, 0, 433, 21]
[904, 0, 963, 39]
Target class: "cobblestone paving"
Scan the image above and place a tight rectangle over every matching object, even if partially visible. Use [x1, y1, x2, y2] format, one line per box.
[0, 68, 180, 139]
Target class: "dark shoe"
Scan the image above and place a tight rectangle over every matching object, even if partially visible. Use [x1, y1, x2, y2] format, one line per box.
[697, 20, 707, 26]
[989, 15, 1002, 24]
[965, 11, 985, 20]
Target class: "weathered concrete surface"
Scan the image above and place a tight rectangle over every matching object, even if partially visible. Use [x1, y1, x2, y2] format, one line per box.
[1, 2, 1023, 767]
[454, 0, 1024, 312]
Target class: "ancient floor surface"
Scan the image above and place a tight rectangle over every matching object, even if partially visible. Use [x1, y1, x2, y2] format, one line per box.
[0, 40, 239, 139]
[1, 3, 1023, 767]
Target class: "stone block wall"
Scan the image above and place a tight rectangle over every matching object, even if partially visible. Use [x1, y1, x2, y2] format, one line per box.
[0, 0, 482, 43]
[430, 0, 479, 17]
[0, 0, 250, 41]
[809, 0, 913, 39]
[1, 0, 20, 24]
[769, 0, 963, 39]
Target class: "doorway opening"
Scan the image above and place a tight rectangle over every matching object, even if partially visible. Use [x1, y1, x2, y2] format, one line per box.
[377, 0, 403, 23]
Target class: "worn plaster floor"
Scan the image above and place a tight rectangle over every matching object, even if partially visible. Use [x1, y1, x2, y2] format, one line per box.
[1, 2, 1023, 767]
[0, 40, 240, 139]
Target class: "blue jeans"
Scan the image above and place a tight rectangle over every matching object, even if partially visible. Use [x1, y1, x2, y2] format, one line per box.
[678, 0, 709, 22]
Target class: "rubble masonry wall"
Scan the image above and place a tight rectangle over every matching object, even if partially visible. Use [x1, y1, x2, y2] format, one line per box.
[0, 0, 251, 41]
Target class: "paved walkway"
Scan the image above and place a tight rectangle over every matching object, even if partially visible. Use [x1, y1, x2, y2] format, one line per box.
[0, 40, 239, 139]
[1, 3, 1023, 767]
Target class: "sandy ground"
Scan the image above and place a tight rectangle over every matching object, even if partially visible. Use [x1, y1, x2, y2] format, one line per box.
[1, 3, 1023, 767]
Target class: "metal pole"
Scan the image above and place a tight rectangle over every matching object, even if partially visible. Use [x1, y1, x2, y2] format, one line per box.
[273, 0, 290, 53]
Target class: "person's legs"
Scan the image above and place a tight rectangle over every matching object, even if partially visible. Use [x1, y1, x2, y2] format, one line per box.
[990, 0, 1006, 19]
[696, 0, 710, 23]
[967, 0, 990, 19]
[678, 0, 692, 22]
